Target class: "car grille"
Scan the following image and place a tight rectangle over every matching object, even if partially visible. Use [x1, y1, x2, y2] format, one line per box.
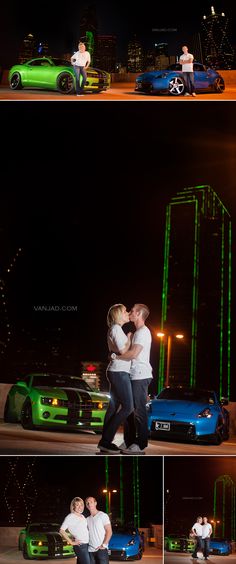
[136, 81, 153, 92]
[109, 549, 126, 559]
[55, 414, 102, 422]
[151, 421, 196, 438]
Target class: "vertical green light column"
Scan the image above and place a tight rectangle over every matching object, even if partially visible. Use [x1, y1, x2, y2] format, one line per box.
[120, 457, 124, 525]
[105, 457, 109, 514]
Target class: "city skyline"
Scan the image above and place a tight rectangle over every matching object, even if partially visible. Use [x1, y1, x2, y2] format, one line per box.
[1, 1, 236, 67]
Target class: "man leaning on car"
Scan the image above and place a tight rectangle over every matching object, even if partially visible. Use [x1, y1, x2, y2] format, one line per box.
[179, 45, 196, 97]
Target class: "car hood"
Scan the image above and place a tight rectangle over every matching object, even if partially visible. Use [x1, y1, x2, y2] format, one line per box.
[151, 399, 216, 415]
[27, 531, 61, 540]
[33, 386, 109, 402]
[137, 70, 176, 80]
[109, 533, 137, 546]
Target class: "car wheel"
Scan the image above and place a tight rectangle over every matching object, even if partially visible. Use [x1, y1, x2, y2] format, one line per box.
[212, 418, 224, 445]
[56, 72, 74, 94]
[23, 542, 30, 559]
[213, 77, 225, 93]
[10, 72, 23, 90]
[4, 397, 18, 423]
[168, 76, 185, 95]
[21, 399, 35, 430]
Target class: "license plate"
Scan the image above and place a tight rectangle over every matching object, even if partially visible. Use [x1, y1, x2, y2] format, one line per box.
[155, 421, 170, 431]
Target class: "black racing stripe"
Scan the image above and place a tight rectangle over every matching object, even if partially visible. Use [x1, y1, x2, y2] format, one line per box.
[46, 533, 63, 557]
[64, 389, 92, 425]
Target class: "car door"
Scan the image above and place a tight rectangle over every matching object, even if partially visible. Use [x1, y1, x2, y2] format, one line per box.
[193, 63, 212, 91]
[14, 379, 30, 414]
[24, 59, 52, 87]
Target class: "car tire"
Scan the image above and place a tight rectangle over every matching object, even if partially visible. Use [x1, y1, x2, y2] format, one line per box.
[56, 72, 74, 94]
[213, 77, 225, 93]
[23, 542, 30, 559]
[168, 76, 185, 96]
[9, 72, 23, 90]
[4, 397, 18, 423]
[21, 399, 35, 430]
[212, 418, 224, 445]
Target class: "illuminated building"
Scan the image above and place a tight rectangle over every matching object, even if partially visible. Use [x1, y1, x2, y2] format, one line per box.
[159, 185, 231, 398]
[201, 6, 234, 69]
[127, 37, 144, 72]
[1, 458, 37, 526]
[18, 34, 37, 63]
[95, 35, 117, 72]
[213, 475, 236, 539]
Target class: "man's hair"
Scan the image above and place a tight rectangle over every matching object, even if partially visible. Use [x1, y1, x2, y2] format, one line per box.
[197, 516, 202, 520]
[70, 497, 84, 512]
[134, 303, 150, 321]
[85, 496, 97, 504]
[107, 304, 125, 327]
[182, 45, 188, 49]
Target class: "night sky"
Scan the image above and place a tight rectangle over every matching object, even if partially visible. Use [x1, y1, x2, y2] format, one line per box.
[164, 456, 236, 533]
[0, 455, 163, 527]
[1, 0, 236, 66]
[1, 101, 236, 388]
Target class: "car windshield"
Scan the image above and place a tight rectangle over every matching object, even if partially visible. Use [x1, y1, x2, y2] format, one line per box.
[28, 524, 59, 533]
[30, 375, 92, 390]
[112, 526, 137, 535]
[51, 58, 72, 67]
[157, 388, 215, 404]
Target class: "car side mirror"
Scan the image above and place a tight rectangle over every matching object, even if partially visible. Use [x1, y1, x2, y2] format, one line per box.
[220, 397, 229, 406]
[16, 381, 28, 389]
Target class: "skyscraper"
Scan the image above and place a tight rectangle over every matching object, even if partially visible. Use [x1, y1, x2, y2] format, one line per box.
[201, 6, 234, 69]
[159, 185, 231, 398]
[79, 4, 98, 66]
[95, 35, 117, 72]
[127, 37, 144, 72]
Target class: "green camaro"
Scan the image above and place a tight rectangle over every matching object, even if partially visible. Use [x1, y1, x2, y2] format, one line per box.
[8, 57, 111, 94]
[4, 373, 110, 431]
[19, 523, 75, 559]
[164, 534, 196, 552]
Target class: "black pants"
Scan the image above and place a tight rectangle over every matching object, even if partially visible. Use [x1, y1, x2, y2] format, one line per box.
[74, 544, 90, 564]
[183, 72, 195, 94]
[100, 371, 134, 446]
[89, 548, 109, 564]
[124, 378, 151, 450]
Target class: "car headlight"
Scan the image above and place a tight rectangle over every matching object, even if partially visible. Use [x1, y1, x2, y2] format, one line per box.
[197, 408, 213, 418]
[97, 402, 108, 410]
[31, 540, 47, 546]
[41, 397, 64, 407]
[146, 402, 152, 412]
[127, 539, 135, 546]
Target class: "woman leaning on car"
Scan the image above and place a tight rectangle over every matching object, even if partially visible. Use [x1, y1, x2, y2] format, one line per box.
[60, 497, 90, 564]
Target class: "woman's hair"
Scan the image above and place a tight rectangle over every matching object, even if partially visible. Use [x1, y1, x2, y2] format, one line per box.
[70, 497, 84, 513]
[107, 304, 125, 327]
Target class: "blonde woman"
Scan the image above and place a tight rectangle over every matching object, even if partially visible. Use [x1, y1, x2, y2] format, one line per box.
[97, 303, 134, 454]
[60, 497, 90, 564]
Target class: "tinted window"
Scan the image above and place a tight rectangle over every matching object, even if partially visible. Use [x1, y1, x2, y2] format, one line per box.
[157, 388, 215, 404]
[51, 59, 72, 67]
[28, 524, 59, 533]
[168, 64, 181, 71]
[30, 375, 92, 390]
[28, 60, 51, 67]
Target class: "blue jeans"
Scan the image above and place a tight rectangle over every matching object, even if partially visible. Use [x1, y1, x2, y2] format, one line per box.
[74, 66, 87, 94]
[124, 378, 152, 450]
[89, 549, 109, 564]
[183, 72, 195, 94]
[99, 371, 134, 445]
[203, 538, 210, 558]
[192, 536, 203, 557]
[74, 544, 90, 564]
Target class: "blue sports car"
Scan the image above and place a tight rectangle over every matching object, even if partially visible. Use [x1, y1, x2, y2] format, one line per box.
[135, 62, 225, 96]
[108, 527, 143, 560]
[147, 386, 229, 444]
[209, 538, 232, 556]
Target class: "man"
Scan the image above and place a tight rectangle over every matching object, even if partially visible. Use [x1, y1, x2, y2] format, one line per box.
[202, 516, 212, 561]
[179, 45, 196, 97]
[71, 42, 90, 96]
[86, 496, 112, 564]
[111, 303, 153, 455]
[191, 516, 203, 559]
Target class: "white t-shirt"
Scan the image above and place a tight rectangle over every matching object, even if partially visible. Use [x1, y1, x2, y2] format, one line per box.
[107, 324, 131, 373]
[60, 512, 89, 543]
[202, 523, 212, 539]
[179, 52, 194, 72]
[87, 511, 111, 552]
[192, 522, 203, 536]
[130, 325, 153, 380]
[72, 51, 91, 67]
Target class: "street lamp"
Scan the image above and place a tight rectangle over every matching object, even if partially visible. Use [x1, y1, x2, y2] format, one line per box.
[157, 331, 184, 387]
[102, 489, 118, 516]
[210, 519, 220, 536]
